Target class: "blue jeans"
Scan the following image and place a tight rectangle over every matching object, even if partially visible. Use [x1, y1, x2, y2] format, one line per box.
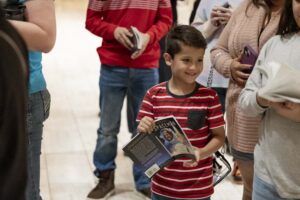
[94, 64, 158, 190]
[152, 193, 211, 200]
[26, 90, 51, 200]
[253, 174, 296, 200]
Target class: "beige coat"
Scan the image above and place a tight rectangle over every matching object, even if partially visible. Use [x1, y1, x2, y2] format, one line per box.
[210, 0, 281, 153]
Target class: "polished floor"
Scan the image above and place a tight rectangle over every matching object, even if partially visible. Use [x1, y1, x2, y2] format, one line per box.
[41, 0, 243, 199]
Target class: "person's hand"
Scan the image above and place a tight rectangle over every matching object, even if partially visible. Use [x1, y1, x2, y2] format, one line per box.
[270, 101, 300, 122]
[113, 27, 134, 50]
[256, 95, 271, 108]
[210, 7, 222, 27]
[230, 55, 252, 87]
[137, 116, 155, 134]
[215, 6, 233, 25]
[211, 6, 233, 26]
[131, 32, 150, 59]
[183, 147, 201, 168]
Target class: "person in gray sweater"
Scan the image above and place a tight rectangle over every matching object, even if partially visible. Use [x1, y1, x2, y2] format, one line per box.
[238, 0, 300, 199]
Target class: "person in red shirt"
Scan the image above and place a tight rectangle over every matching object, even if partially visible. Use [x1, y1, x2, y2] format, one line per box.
[137, 25, 225, 200]
[85, 0, 172, 199]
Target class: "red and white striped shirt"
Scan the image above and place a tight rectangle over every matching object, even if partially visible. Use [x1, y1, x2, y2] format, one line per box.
[85, 0, 172, 69]
[137, 82, 225, 199]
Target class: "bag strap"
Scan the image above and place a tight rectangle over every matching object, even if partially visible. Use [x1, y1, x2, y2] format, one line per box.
[207, 65, 214, 87]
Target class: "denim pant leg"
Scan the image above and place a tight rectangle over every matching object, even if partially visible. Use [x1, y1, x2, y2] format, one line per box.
[93, 65, 128, 174]
[253, 174, 294, 200]
[26, 90, 50, 200]
[127, 68, 159, 190]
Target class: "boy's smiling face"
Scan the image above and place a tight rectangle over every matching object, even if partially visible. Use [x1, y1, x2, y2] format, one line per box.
[165, 44, 205, 86]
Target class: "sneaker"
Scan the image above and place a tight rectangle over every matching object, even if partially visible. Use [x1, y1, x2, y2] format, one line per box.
[87, 169, 115, 199]
[138, 188, 151, 200]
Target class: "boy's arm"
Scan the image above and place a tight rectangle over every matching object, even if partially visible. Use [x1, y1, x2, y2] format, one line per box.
[85, 0, 117, 40]
[136, 90, 155, 133]
[146, 0, 173, 45]
[184, 91, 225, 168]
[195, 126, 225, 160]
[198, 91, 225, 159]
[184, 126, 224, 167]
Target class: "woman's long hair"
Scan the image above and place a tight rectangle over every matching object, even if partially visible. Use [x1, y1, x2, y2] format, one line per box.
[277, 0, 300, 37]
[246, 0, 274, 22]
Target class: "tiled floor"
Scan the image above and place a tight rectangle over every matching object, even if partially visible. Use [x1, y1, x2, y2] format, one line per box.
[41, 0, 243, 199]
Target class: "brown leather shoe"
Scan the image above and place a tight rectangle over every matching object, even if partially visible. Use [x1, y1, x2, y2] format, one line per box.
[87, 169, 115, 199]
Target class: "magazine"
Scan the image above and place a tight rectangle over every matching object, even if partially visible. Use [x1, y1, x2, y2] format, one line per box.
[257, 62, 300, 103]
[129, 26, 143, 52]
[122, 116, 196, 178]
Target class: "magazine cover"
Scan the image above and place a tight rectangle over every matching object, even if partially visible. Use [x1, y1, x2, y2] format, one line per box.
[123, 116, 196, 178]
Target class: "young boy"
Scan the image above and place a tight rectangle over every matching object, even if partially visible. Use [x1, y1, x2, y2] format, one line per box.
[137, 25, 225, 200]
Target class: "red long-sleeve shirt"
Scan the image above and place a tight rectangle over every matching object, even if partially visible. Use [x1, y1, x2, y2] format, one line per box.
[86, 0, 173, 68]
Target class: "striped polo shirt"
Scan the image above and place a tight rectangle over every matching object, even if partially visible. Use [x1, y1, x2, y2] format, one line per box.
[137, 82, 224, 199]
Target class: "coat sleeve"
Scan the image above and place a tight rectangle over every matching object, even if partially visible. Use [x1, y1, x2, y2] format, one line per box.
[210, 0, 248, 78]
[238, 38, 275, 117]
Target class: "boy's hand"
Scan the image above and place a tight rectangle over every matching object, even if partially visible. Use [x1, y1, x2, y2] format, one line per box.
[183, 147, 201, 168]
[137, 116, 155, 134]
[131, 32, 150, 59]
[114, 27, 134, 50]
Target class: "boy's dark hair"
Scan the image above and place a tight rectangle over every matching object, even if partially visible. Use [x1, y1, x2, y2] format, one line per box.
[277, 0, 300, 37]
[165, 25, 206, 58]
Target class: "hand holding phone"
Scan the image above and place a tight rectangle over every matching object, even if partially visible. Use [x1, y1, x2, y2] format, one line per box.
[211, 3, 232, 26]
[240, 45, 258, 73]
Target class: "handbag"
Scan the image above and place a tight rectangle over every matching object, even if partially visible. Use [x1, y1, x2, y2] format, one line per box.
[213, 151, 232, 186]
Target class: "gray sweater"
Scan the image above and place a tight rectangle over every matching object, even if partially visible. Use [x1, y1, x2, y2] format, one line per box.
[239, 34, 300, 199]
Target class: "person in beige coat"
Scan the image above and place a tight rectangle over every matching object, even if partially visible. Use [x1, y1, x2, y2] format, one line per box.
[210, 0, 284, 199]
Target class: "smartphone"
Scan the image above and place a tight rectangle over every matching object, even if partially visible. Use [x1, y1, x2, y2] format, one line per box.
[222, 2, 230, 8]
[240, 45, 258, 74]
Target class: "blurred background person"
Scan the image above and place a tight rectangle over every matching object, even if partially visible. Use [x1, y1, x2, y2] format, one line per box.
[85, 0, 172, 199]
[8, 0, 56, 199]
[239, 0, 300, 198]
[192, 0, 243, 183]
[0, 3, 28, 199]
